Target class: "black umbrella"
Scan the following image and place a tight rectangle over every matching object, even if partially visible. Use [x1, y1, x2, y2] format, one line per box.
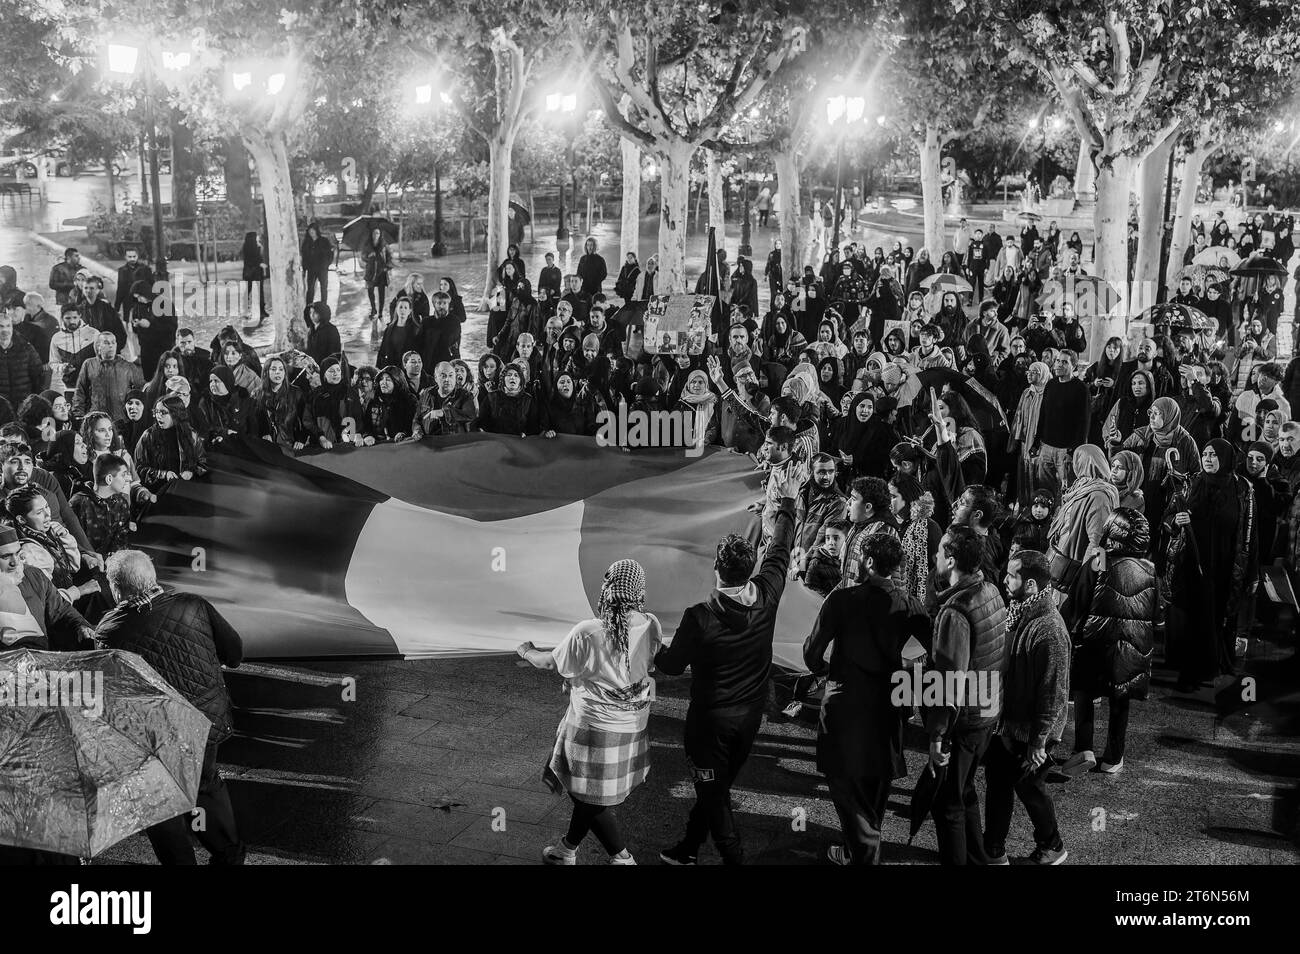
[341, 215, 399, 252]
[908, 760, 945, 843]
[509, 200, 531, 225]
[1230, 254, 1287, 278]
[1134, 302, 1215, 332]
[916, 367, 1008, 429]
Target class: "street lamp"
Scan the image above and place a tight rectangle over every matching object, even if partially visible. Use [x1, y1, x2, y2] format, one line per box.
[103, 37, 170, 278]
[410, 78, 448, 256]
[546, 90, 579, 245]
[738, 106, 760, 258]
[826, 92, 867, 251]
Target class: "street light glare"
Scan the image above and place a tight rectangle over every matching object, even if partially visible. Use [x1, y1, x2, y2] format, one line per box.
[546, 93, 561, 112]
[266, 72, 287, 96]
[415, 84, 433, 105]
[439, 91, 452, 106]
[231, 71, 253, 92]
[826, 95, 845, 125]
[561, 94, 577, 112]
[161, 50, 191, 71]
[846, 97, 865, 123]
[1050, 115, 1066, 131]
[106, 43, 140, 76]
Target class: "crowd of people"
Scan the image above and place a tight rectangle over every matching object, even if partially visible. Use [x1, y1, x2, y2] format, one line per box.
[0, 196, 1294, 865]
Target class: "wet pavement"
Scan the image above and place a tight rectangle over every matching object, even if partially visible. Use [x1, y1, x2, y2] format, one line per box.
[90, 623, 1299, 865]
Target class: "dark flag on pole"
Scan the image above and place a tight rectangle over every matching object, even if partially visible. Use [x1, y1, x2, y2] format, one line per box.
[694, 226, 726, 339]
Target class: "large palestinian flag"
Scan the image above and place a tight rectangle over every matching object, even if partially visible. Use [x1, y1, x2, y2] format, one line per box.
[133, 435, 824, 671]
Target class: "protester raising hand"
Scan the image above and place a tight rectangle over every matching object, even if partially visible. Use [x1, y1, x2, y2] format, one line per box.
[706, 354, 726, 388]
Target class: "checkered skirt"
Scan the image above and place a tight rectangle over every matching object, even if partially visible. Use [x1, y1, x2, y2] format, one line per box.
[543, 714, 649, 807]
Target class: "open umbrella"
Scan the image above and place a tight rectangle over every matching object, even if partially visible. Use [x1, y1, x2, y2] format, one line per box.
[916, 366, 1008, 429]
[1180, 264, 1230, 286]
[1017, 211, 1041, 222]
[920, 273, 973, 295]
[1134, 302, 1215, 332]
[1192, 247, 1240, 268]
[269, 348, 320, 375]
[0, 648, 210, 859]
[1035, 274, 1124, 319]
[1231, 254, 1288, 278]
[508, 200, 531, 225]
[341, 215, 399, 252]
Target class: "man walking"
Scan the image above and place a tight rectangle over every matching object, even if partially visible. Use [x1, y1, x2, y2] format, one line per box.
[984, 549, 1071, 865]
[925, 525, 1007, 865]
[95, 550, 246, 864]
[803, 533, 930, 864]
[1032, 349, 1089, 495]
[655, 468, 802, 865]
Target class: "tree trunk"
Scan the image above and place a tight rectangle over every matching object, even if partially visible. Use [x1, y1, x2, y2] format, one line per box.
[1134, 133, 1174, 301]
[657, 140, 696, 293]
[775, 147, 803, 283]
[1166, 141, 1217, 290]
[1089, 150, 1136, 359]
[1073, 138, 1096, 200]
[336, 171, 348, 199]
[485, 127, 518, 305]
[242, 129, 307, 351]
[223, 135, 254, 227]
[169, 108, 196, 221]
[620, 136, 641, 264]
[919, 125, 946, 262]
[707, 149, 726, 256]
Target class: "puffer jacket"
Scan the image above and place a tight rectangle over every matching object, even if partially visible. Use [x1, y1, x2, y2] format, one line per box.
[0, 337, 45, 409]
[795, 482, 849, 553]
[1072, 555, 1155, 701]
[95, 588, 243, 743]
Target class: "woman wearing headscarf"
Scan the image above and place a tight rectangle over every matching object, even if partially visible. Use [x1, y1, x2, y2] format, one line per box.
[762, 313, 807, 368]
[1109, 449, 1146, 511]
[1008, 360, 1049, 507]
[1102, 369, 1154, 455]
[889, 473, 939, 607]
[518, 558, 660, 865]
[1086, 336, 1125, 446]
[1121, 396, 1200, 545]
[439, 277, 468, 354]
[763, 247, 783, 303]
[542, 371, 598, 438]
[304, 357, 349, 448]
[866, 264, 903, 345]
[1062, 506, 1156, 776]
[614, 252, 641, 302]
[1163, 439, 1257, 692]
[904, 248, 934, 297]
[134, 394, 208, 494]
[198, 365, 255, 446]
[218, 341, 261, 401]
[760, 361, 788, 405]
[730, 257, 760, 319]
[816, 356, 845, 409]
[675, 369, 719, 450]
[835, 392, 898, 480]
[43, 430, 93, 500]
[359, 367, 416, 444]
[1046, 445, 1119, 629]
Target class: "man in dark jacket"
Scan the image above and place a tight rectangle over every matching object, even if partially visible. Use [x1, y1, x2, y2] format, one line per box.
[412, 362, 477, 438]
[803, 533, 930, 864]
[984, 549, 1071, 865]
[48, 247, 80, 306]
[655, 468, 802, 865]
[0, 526, 97, 650]
[925, 525, 1007, 865]
[95, 550, 246, 865]
[112, 248, 154, 324]
[305, 302, 342, 368]
[537, 251, 563, 301]
[795, 453, 848, 554]
[175, 328, 212, 390]
[576, 237, 608, 300]
[300, 221, 334, 304]
[419, 292, 460, 367]
[80, 275, 128, 351]
[0, 312, 45, 409]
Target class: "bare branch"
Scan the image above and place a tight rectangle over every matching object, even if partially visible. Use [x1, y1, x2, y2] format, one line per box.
[1105, 11, 1132, 95]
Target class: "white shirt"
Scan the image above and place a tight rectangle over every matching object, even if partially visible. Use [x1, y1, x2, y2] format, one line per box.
[552, 613, 662, 732]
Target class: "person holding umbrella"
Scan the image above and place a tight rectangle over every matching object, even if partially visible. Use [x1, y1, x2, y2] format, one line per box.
[95, 549, 246, 864]
[802, 533, 930, 864]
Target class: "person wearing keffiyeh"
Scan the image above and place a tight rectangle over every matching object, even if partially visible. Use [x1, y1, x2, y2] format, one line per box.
[518, 559, 661, 866]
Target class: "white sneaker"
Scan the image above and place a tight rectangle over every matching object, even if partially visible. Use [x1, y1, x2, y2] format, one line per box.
[1055, 750, 1096, 778]
[609, 852, 637, 865]
[827, 845, 850, 866]
[542, 844, 576, 865]
[1098, 759, 1124, 774]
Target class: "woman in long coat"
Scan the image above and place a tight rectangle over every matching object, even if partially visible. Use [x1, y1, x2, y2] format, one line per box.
[1163, 439, 1257, 692]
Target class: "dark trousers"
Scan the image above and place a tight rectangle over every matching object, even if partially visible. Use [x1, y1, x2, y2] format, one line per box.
[367, 283, 387, 317]
[1074, 694, 1131, 764]
[243, 279, 266, 318]
[983, 734, 1062, 858]
[827, 775, 890, 864]
[304, 267, 329, 305]
[681, 702, 764, 864]
[144, 741, 245, 865]
[929, 724, 992, 865]
[565, 795, 625, 856]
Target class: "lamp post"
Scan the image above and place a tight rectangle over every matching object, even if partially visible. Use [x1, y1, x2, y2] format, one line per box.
[546, 92, 578, 245]
[826, 94, 867, 253]
[105, 40, 169, 278]
[738, 107, 758, 258]
[413, 83, 449, 256]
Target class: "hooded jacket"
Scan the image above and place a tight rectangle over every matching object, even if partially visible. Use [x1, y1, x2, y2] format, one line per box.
[655, 499, 795, 710]
[300, 222, 334, 272]
[1073, 554, 1155, 701]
